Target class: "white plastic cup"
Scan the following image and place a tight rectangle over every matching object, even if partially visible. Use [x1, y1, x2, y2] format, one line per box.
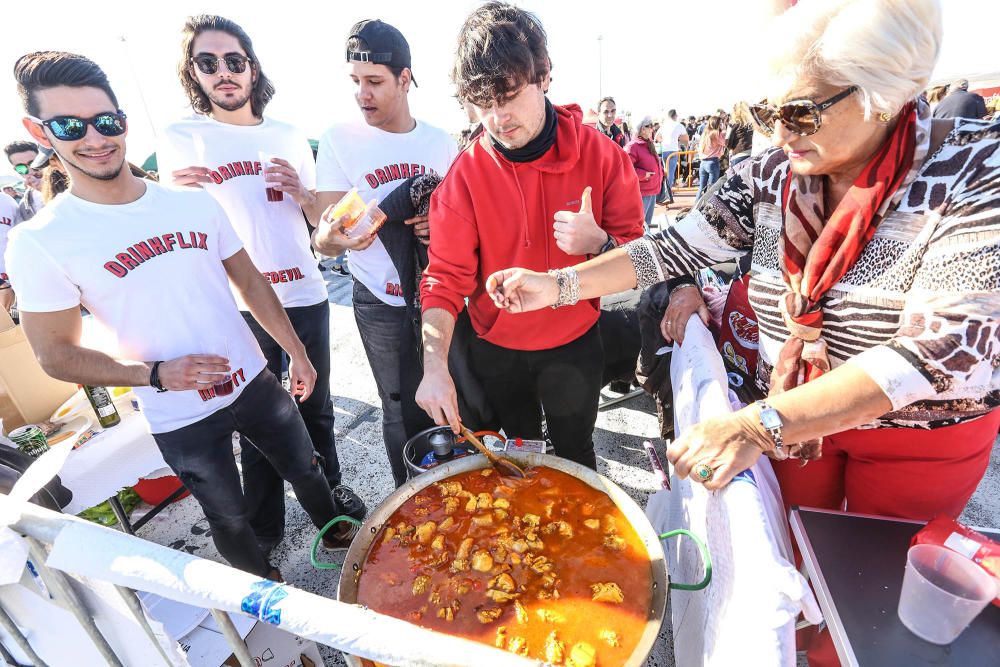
[258, 151, 284, 203]
[897, 543, 997, 645]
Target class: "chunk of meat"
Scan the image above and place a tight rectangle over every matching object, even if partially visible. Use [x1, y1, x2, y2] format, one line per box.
[530, 556, 554, 574]
[522, 513, 541, 527]
[436, 481, 463, 496]
[492, 544, 508, 562]
[412, 576, 430, 596]
[415, 521, 436, 544]
[491, 572, 516, 592]
[543, 500, 555, 519]
[476, 607, 503, 624]
[602, 514, 618, 534]
[442, 497, 460, 515]
[486, 589, 520, 603]
[381, 527, 397, 544]
[590, 582, 624, 604]
[450, 558, 470, 572]
[436, 606, 454, 622]
[568, 641, 597, 667]
[514, 600, 529, 624]
[472, 513, 494, 527]
[603, 535, 626, 551]
[544, 631, 566, 664]
[494, 508, 509, 521]
[583, 519, 600, 531]
[536, 608, 566, 624]
[431, 535, 445, 551]
[495, 626, 507, 648]
[451, 578, 473, 595]
[543, 521, 574, 538]
[507, 636, 529, 656]
[599, 629, 620, 647]
[428, 588, 441, 605]
[477, 493, 493, 509]
[481, 468, 494, 477]
[471, 550, 495, 572]
[493, 498, 511, 510]
[511, 539, 529, 554]
[439, 516, 455, 531]
[456, 537, 475, 559]
[465, 497, 479, 512]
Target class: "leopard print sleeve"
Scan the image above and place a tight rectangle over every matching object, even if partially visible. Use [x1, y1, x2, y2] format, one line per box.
[846, 136, 1000, 412]
[624, 154, 761, 289]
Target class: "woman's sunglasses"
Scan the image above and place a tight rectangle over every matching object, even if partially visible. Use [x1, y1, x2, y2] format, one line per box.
[749, 86, 858, 137]
[191, 54, 250, 76]
[27, 111, 128, 142]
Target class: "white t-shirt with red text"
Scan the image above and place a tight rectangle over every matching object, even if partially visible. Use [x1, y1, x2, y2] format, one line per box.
[158, 114, 327, 310]
[316, 119, 456, 306]
[4, 181, 266, 433]
[0, 192, 17, 282]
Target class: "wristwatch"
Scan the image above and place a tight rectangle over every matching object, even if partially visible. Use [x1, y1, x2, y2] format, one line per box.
[755, 400, 787, 460]
[597, 232, 617, 255]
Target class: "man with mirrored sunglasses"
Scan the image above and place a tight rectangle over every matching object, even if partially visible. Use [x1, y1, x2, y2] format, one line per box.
[4, 140, 44, 222]
[159, 15, 366, 557]
[5, 50, 349, 580]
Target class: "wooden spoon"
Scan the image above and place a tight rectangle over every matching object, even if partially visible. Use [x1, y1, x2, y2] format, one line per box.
[460, 426, 526, 478]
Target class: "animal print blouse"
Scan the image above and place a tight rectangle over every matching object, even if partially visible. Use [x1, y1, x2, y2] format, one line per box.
[625, 117, 1000, 430]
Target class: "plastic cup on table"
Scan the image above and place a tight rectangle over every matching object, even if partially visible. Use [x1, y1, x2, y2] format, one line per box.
[258, 150, 284, 202]
[897, 543, 998, 645]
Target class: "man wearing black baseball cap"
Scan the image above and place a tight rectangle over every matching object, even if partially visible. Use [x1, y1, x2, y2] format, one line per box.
[311, 19, 456, 486]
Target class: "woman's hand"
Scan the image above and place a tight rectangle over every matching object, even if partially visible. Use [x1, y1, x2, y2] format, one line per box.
[661, 284, 710, 344]
[485, 268, 559, 313]
[666, 408, 770, 491]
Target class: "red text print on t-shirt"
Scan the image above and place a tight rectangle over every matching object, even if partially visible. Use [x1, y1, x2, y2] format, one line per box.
[0, 216, 12, 227]
[103, 231, 209, 278]
[208, 160, 263, 184]
[263, 267, 305, 284]
[364, 163, 435, 189]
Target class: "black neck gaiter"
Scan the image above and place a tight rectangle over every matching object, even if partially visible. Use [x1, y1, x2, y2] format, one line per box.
[491, 99, 557, 163]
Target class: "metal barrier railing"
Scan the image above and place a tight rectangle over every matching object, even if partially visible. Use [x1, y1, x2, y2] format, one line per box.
[664, 149, 699, 193]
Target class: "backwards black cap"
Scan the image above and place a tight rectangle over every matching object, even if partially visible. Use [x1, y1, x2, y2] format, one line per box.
[346, 19, 417, 87]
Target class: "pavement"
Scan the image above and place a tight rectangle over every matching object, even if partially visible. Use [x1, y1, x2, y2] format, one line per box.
[128, 201, 999, 666]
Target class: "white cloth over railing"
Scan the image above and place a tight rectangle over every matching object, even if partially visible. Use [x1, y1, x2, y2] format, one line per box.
[646, 317, 821, 667]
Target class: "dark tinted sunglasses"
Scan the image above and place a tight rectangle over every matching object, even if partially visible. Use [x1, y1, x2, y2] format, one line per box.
[191, 54, 250, 75]
[27, 111, 128, 142]
[749, 86, 858, 137]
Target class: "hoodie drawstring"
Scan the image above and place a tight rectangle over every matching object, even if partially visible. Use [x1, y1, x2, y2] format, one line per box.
[510, 164, 531, 249]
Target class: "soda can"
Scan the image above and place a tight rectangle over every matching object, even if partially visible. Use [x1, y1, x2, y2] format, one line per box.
[9, 424, 50, 458]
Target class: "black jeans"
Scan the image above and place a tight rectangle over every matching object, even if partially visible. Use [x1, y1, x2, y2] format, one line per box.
[469, 324, 604, 469]
[152, 371, 336, 576]
[240, 300, 339, 543]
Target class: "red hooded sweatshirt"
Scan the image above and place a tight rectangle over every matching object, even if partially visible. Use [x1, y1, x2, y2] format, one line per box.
[420, 104, 644, 351]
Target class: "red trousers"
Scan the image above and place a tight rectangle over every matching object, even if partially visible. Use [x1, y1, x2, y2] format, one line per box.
[772, 410, 1000, 666]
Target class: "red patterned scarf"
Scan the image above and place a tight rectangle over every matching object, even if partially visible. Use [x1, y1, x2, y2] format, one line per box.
[770, 102, 919, 459]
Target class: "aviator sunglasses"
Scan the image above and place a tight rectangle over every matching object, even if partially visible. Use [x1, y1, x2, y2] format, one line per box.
[27, 111, 128, 142]
[749, 85, 858, 137]
[191, 53, 251, 76]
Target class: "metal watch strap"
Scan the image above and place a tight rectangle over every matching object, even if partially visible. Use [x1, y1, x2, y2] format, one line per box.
[755, 400, 786, 459]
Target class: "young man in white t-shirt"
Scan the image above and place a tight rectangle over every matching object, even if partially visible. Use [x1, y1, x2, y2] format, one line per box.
[310, 20, 456, 486]
[158, 15, 365, 557]
[5, 51, 349, 580]
[659, 109, 689, 205]
[0, 190, 18, 314]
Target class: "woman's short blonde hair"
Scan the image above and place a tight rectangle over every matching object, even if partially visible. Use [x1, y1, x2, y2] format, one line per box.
[764, 0, 942, 119]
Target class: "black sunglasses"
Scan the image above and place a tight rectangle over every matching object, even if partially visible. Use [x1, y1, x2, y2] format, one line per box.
[749, 86, 859, 137]
[191, 54, 250, 76]
[27, 111, 128, 142]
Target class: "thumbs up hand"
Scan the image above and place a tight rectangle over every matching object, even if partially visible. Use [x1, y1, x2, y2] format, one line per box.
[552, 186, 611, 256]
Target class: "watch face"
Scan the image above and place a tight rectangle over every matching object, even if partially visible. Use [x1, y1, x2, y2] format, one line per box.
[760, 408, 782, 430]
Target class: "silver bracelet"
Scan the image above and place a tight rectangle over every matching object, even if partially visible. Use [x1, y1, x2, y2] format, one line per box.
[548, 267, 580, 309]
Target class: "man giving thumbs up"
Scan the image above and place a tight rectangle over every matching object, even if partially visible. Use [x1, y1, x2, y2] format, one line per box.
[416, 3, 644, 469]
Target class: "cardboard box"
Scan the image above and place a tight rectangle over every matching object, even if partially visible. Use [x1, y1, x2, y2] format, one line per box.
[175, 608, 323, 667]
[0, 308, 77, 430]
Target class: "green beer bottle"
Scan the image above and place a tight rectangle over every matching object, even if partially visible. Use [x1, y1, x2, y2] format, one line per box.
[84, 385, 121, 428]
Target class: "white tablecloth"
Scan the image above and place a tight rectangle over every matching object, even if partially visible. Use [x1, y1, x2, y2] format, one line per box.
[58, 402, 171, 514]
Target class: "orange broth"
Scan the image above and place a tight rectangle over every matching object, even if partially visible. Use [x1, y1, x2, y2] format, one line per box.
[356, 466, 652, 665]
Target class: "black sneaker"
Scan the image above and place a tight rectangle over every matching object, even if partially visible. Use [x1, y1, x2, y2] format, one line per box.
[321, 519, 361, 551]
[333, 484, 367, 521]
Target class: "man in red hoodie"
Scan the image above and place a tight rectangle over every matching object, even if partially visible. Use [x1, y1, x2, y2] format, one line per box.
[416, 2, 644, 469]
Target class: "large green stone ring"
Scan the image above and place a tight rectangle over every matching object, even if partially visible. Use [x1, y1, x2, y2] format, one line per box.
[693, 462, 715, 483]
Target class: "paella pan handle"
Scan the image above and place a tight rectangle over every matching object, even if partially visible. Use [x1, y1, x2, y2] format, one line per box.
[311, 515, 363, 570]
[658, 529, 713, 591]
